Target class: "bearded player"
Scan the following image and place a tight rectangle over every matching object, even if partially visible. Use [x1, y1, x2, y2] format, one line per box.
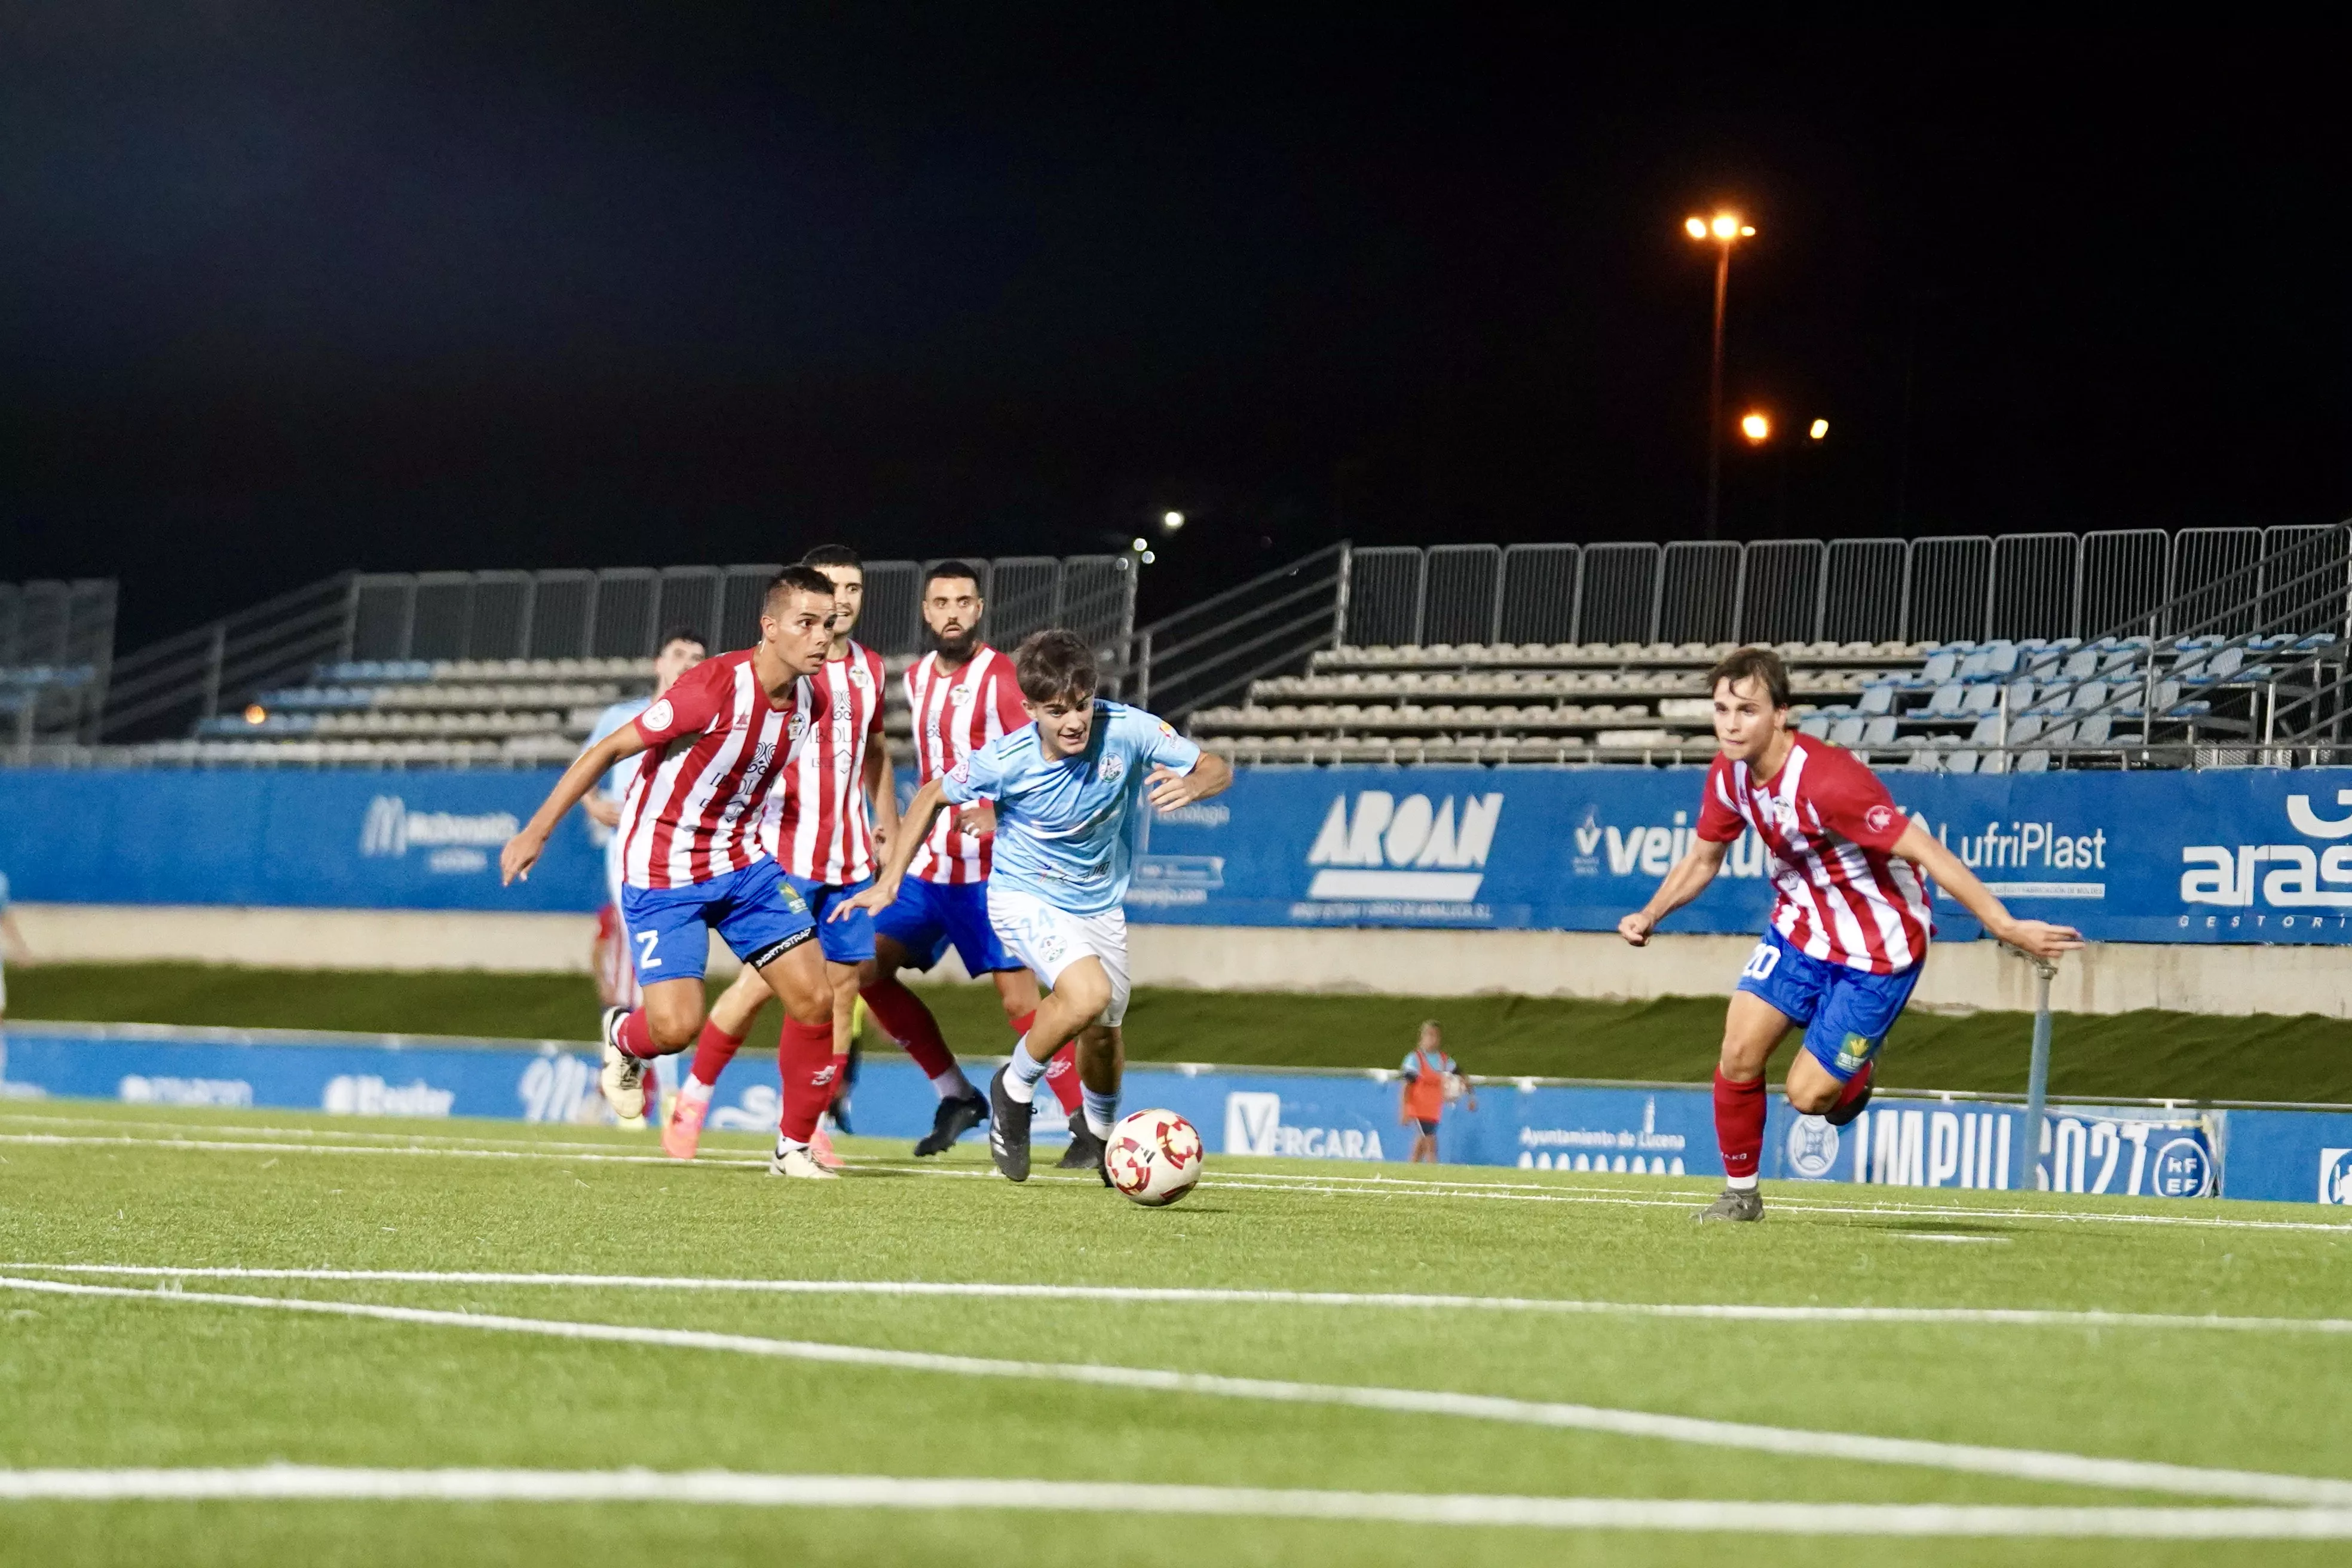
[662, 546, 898, 1164]
[859, 560, 1094, 1165]
[1618, 647, 2081, 1222]
[838, 629, 1232, 1184]
[500, 566, 846, 1180]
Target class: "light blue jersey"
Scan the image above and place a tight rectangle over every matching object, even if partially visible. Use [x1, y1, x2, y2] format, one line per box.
[584, 697, 652, 806]
[941, 700, 1201, 917]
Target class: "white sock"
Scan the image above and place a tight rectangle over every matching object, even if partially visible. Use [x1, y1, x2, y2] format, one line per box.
[679, 1078, 712, 1104]
[776, 1135, 809, 1156]
[1082, 1087, 1118, 1141]
[1726, 1174, 1759, 1190]
[1004, 1039, 1049, 1105]
[930, 1068, 971, 1101]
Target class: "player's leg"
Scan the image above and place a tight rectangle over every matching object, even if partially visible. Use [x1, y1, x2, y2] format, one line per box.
[702, 860, 834, 1180]
[1784, 958, 1925, 1119]
[601, 883, 719, 1120]
[663, 961, 768, 1160]
[1698, 933, 1820, 1223]
[1070, 1021, 1122, 1185]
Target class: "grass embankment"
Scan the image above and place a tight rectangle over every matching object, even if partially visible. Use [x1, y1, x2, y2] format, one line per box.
[9, 961, 2348, 1104]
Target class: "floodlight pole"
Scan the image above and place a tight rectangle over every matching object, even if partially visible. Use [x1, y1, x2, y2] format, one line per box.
[1705, 242, 1729, 543]
[2003, 944, 2058, 1191]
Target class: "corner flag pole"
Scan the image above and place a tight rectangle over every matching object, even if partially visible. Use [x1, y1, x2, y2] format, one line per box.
[2001, 944, 2059, 1191]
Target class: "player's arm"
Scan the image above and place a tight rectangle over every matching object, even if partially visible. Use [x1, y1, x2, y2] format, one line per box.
[502, 725, 648, 885]
[1147, 747, 1231, 810]
[863, 725, 898, 855]
[1890, 819, 2084, 961]
[1617, 836, 1731, 947]
[837, 776, 949, 918]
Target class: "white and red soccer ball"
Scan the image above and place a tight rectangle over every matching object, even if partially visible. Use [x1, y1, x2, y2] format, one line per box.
[1105, 1108, 1203, 1206]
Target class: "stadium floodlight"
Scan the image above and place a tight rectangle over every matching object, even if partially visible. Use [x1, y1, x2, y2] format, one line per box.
[243, 705, 267, 725]
[1741, 412, 1771, 443]
[1162, 510, 1185, 532]
[1809, 418, 1829, 440]
[1686, 209, 1757, 539]
[1131, 537, 1149, 552]
[1141, 550, 1157, 564]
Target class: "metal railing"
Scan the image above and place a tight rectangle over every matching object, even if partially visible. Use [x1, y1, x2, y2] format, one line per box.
[96, 555, 1137, 744]
[1332, 526, 2350, 652]
[1125, 542, 1349, 719]
[0, 578, 118, 745]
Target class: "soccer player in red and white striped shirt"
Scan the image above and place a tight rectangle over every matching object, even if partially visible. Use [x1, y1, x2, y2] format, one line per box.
[501, 567, 848, 1179]
[859, 562, 1089, 1162]
[664, 546, 900, 1164]
[1618, 647, 2081, 1223]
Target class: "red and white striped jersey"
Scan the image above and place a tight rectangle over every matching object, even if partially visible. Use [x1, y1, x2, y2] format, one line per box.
[617, 650, 818, 890]
[762, 641, 889, 884]
[1695, 734, 1934, 974]
[904, 644, 1031, 884]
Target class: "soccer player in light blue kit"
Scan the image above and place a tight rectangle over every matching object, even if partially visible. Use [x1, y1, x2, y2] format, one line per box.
[839, 628, 1232, 1183]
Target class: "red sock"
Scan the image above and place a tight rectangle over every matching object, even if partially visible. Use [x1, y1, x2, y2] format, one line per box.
[688, 1019, 746, 1088]
[1713, 1070, 1768, 1181]
[860, 978, 957, 1080]
[1043, 1042, 1082, 1114]
[776, 1017, 836, 1143]
[615, 1009, 660, 1060]
[826, 1052, 852, 1110]
[1833, 1061, 1875, 1111]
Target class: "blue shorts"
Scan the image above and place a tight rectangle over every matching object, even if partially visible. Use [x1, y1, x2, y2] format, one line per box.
[1735, 927, 1924, 1083]
[784, 874, 878, 966]
[872, 875, 1019, 976]
[619, 859, 815, 984]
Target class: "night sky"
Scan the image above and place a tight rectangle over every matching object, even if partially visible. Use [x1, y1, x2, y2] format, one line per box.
[4, 10, 2346, 639]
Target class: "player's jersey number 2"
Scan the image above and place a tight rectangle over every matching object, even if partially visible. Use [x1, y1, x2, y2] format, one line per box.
[635, 929, 662, 972]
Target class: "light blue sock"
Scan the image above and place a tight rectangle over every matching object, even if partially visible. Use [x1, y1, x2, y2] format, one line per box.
[1082, 1087, 1119, 1140]
[1004, 1039, 1050, 1105]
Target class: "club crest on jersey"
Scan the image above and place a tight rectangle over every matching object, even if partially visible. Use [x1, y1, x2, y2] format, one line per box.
[848, 661, 871, 687]
[643, 699, 674, 732]
[1865, 803, 1896, 835]
[789, 710, 810, 742]
[1097, 754, 1126, 784]
[951, 682, 976, 707]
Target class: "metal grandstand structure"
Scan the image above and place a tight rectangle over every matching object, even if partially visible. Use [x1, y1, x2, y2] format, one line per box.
[93, 556, 1136, 745]
[1, 578, 117, 752]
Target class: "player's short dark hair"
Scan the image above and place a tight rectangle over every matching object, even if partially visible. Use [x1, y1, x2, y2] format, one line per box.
[801, 544, 862, 571]
[655, 624, 706, 653]
[763, 564, 838, 616]
[1014, 628, 1098, 704]
[924, 559, 983, 592]
[1707, 645, 1791, 709]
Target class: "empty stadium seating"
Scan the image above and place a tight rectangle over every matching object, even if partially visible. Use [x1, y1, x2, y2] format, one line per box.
[1189, 633, 2338, 771]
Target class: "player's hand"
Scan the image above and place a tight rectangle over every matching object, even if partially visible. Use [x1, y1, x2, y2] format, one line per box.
[1995, 918, 2085, 961]
[500, 830, 546, 886]
[835, 876, 898, 921]
[871, 820, 891, 857]
[583, 795, 621, 829]
[1617, 910, 1656, 947]
[1147, 765, 1203, 811]
[956, 801, 997, 839]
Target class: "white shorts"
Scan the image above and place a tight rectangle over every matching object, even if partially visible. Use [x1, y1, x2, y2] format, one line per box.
[987, 884, 1132, 1028]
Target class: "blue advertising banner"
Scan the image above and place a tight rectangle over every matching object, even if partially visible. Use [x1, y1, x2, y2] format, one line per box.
[1132, 764, 2352, 944]
[2, 1026, 2340, 1203]
[0, 768, 604, 911]
[4, 764, 2351, 941]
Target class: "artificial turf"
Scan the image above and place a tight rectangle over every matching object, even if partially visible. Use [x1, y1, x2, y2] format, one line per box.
[11, 961, 2352, 1104]
[0, 1099, 2347, 1564]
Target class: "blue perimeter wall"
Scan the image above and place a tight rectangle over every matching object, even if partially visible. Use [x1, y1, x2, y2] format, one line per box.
[5, 765, 2352, 943]
[5, 1027, 2348, 1206]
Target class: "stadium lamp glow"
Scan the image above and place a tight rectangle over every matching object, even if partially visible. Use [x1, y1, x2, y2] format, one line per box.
[1162, 510, 1185, 532]
[1809, 418, 1829, 440]
[1740, 412, 1771, 443]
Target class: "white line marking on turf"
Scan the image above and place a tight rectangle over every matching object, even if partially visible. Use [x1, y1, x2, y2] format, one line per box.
[8, 1122, 2352, 1236]
[4, 1273, 2347, 1507]
[4, 1466, 2352, 1538]
[13, 1263, 2352, 1337]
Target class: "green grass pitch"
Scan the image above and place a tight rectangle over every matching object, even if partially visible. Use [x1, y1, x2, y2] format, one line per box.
[3, 1099, 2350, 1563]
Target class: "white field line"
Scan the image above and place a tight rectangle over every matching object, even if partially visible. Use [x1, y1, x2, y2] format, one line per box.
[8, 1122, 2352, 1236]
[3, 1273, 2347, 1508]
[13, 1263, 2352, 1338]
[4, 1466, 2352, 1538]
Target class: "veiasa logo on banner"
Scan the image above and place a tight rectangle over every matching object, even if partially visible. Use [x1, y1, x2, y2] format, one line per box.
[1297, 791, 1501, 920]
[2179, 789, 2352, 930]
[360, 795, 520, 875]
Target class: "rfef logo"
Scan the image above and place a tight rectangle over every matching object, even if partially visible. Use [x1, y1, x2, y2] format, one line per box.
[2320, 1147, 2352, 1205]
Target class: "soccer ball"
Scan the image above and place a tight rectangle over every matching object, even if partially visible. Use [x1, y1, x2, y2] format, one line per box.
[1105, 1108, 1203, 1207]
